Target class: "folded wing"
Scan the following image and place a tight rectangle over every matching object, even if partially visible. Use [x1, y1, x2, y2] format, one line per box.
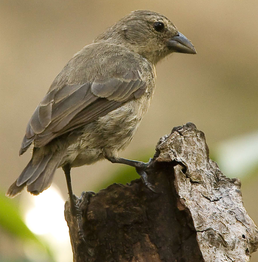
[19, 70, 147, 155]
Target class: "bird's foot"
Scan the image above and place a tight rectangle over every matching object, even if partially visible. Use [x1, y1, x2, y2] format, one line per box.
[106, 155, 156, 192]
[135, 158, 157, 193]
[70, 191, 95, 243]
[136, 167, 156, 192]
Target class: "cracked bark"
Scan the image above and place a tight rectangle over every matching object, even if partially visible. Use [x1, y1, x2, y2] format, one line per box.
[64, 123, 258, 262]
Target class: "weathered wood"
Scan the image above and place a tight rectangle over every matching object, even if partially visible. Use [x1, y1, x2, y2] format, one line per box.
[65, 123, 258, 262]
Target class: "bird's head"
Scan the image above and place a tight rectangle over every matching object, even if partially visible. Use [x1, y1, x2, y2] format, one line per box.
[95, 10, 196, 64]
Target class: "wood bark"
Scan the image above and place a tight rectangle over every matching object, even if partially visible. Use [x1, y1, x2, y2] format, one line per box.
[65, 123, 258, 262]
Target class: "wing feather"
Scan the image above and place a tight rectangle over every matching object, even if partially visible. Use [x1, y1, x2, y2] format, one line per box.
[20, 52, 149, 154]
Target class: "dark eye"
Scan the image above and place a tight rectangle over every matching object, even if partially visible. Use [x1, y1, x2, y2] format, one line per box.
[153, 22, 165, 32]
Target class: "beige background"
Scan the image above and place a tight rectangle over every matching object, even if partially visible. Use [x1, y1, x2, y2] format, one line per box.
[1, 0, 258, 260]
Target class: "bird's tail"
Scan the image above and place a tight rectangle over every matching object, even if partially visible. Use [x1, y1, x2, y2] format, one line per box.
[7, 147, 64, 198]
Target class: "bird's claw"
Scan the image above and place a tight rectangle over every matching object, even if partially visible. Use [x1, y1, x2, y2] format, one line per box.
[70, 191, 95, 243]
[137, 157, 154, 169]
[136, 165, 156, 193]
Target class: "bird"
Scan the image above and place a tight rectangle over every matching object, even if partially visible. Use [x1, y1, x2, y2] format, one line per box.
[7, 10, 196, 212]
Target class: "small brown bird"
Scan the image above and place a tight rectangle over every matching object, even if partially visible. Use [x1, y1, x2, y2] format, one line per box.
[7, 10, 196, 209]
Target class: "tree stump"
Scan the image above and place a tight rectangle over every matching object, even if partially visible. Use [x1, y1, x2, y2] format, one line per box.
[64, 123, 258, 262]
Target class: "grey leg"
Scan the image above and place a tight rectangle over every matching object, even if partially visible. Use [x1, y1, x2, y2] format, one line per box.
[105, 156, 155, 192]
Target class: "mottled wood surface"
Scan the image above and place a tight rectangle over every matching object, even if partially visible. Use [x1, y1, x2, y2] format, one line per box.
[65, 123, 258, 262]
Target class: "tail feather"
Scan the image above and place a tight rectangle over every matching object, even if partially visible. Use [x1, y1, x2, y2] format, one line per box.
[6, 181, 26, 198]
[26, 154, 53, 186]
[16, 152, 53, 187]
[27, 159, 60, 195]
[7, 148, 63, 198]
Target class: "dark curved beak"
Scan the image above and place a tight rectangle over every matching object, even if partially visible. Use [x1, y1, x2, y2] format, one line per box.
[167, 32, 196, 54]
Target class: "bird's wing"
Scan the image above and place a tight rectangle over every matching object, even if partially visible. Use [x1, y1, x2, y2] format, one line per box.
[19, 68, 147, 154]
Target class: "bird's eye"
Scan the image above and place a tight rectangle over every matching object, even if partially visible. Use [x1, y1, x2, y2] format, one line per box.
[153, 22, 165, 32]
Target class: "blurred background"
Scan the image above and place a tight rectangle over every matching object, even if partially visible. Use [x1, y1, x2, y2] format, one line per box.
[1, 0, 258, 261]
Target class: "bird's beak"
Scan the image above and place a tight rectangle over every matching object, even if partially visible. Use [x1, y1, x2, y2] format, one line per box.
[167, 32, 196, 54]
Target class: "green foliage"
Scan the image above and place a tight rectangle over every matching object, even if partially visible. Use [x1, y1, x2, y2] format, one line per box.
[0, 191, 54, 261]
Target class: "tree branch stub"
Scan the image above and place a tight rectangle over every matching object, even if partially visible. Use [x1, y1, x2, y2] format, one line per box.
[65, 122, 258, 262]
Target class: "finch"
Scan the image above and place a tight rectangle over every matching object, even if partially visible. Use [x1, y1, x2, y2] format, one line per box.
[7, 10, 196, 205]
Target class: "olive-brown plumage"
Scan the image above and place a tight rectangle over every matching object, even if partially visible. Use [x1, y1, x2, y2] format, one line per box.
[7, 10, 196, 198]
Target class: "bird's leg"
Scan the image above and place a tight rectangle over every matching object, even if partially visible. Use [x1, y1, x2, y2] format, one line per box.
[106, 156, 150, 169]
[105, 156, 155, 192]
[63, 164, 88, 242]
[63, 164, 77, 216]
